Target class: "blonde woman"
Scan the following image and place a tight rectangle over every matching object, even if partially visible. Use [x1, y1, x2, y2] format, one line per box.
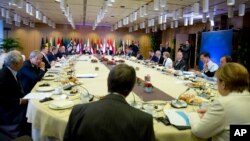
[189, 63, 250, 141]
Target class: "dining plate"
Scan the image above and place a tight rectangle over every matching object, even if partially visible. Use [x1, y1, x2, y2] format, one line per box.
[43, 75, 56, 80]
[48, 100, 74, 110]
[36, 86, 55, 92]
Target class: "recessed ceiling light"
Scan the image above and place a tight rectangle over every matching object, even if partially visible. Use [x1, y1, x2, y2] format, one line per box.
[55, 0, 60, 2]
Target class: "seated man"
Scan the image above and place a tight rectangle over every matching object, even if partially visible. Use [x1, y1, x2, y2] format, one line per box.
[196, 52, 219, 77]
[148, 50, 158, 63]
[47, 46, 58, 62]
[220, 55, 232, 66]
[40, 45, 51, 70]
[173, 51, 187, 71]
[64, 64, 155, 141]
[0, 50, 30, 139]
[18, 50, 46, 94]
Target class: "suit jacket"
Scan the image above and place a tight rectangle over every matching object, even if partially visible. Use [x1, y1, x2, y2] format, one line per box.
[64, 94, 155, 141]
[17, 60, 46, 94]
[46, 52, 57, 62]
[158, 56, 164, 65]
[173, 59, 187, 71]
[41, 54, 51, 70]
[150, 55, 159, 63]
[0, 67, 27, 138]
[189, 91, 250, 141]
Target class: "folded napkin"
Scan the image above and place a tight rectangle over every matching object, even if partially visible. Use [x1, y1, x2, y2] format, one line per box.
[47, 69, 61, 74]
[76, 73, 97, 78]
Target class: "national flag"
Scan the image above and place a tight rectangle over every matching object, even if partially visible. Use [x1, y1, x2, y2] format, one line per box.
[102, 38, 106, 55]
[41, 37, 45, 47]
[113, 39, 116, 54]
[53, 37, 56, 46]
[57, 38, 61, 47]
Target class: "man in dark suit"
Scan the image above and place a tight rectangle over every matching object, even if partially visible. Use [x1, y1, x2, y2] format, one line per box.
[56, 46, 66, 59]
[173, 51, 187, 71]
[165, 42, 172, 54]
[18, 50, 46, 94]
[40, 45, 51, 70]
[47, 46, 58, 62]
[149, 50, 158, 63]
[159, 44, 166, 55]
[64, 64, 155, 141]
[0, 50, 30, 139]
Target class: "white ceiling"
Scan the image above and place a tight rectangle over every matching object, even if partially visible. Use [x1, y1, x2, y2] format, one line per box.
[0, 0, 250, 28]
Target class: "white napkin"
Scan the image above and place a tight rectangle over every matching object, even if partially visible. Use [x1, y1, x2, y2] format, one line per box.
[76, 73, 97, 78]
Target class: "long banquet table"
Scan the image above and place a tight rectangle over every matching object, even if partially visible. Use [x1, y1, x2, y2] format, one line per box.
[26, 55, 209, 141]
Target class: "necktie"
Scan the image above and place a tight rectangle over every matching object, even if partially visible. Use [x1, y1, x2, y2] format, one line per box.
[163, 59, 166, 66]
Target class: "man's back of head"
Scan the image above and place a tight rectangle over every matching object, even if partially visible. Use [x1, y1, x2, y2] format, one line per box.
[108, 64, 136, 97]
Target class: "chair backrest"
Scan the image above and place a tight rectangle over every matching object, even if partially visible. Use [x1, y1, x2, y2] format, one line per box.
[12, 135, 32, 141]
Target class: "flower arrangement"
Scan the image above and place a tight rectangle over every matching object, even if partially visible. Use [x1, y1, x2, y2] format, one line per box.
[144, 82, 153, 87]
[144, 82, 153, 93]
[91, 59, 98, 63]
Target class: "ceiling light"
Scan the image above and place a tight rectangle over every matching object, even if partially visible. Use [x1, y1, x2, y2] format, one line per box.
[172, 10, 177, 20]
[140, 6, 144, 17]
[177, 8, 183, 19]
[174, 20, 178, 28]
[154, 0, 160, 11]
[158, 15, 163, 24]
[163, 14, 167, 23]
[1, 8, 5, 17]
[163, 23, 166, 30]
[228, 6, 234, 18]
[43, 16, 47, 23]
[160, 0, 167, 8]
[6, 10, 10, 19]
[202, 0, 209, 13]
[210, 20, 214, 26]
[209, 12, 214, 21]
[239, 4, 245, 16]
[193, 3, 199, 15]
[143, 5, 148, 16]
[189, 17, 193, 25]
[133, 11, 137, 21]
[184, 17, 188, 26]
[202, 13, 207, 23]
[227, 0, 235, 6]
[170, 21, 173, 28]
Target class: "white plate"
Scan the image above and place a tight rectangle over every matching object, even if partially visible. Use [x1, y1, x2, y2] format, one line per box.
[48, 100, 74, 110]
[43, 76, 56, 80]
[36, 87, 55, 92]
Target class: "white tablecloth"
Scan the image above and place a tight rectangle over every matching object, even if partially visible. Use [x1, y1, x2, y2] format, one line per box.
[26, 55, 208, 141]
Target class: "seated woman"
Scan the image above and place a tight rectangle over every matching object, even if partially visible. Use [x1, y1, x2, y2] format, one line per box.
[189, 63, 250, 141]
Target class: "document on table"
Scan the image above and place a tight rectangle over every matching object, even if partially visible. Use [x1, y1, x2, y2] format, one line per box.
[24, 92, 53, 100]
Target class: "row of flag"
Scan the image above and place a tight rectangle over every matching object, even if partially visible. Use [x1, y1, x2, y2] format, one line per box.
[41, 37, 134, 54]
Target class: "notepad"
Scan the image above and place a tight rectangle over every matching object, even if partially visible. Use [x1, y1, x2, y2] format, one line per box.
[164, 109, 191, 130]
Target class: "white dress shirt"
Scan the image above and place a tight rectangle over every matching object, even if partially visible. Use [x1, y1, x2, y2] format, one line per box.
[202, 60, 219, 73]
[163, 58, 173, 69]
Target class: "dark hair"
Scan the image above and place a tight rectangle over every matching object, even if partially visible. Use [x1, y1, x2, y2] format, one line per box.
[200, 52, 210, 58]
[108, 64, 136, 96]
[51, 46, 57, 51]
[224, 56, 232, 63]
[40, 44, 46, 51]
